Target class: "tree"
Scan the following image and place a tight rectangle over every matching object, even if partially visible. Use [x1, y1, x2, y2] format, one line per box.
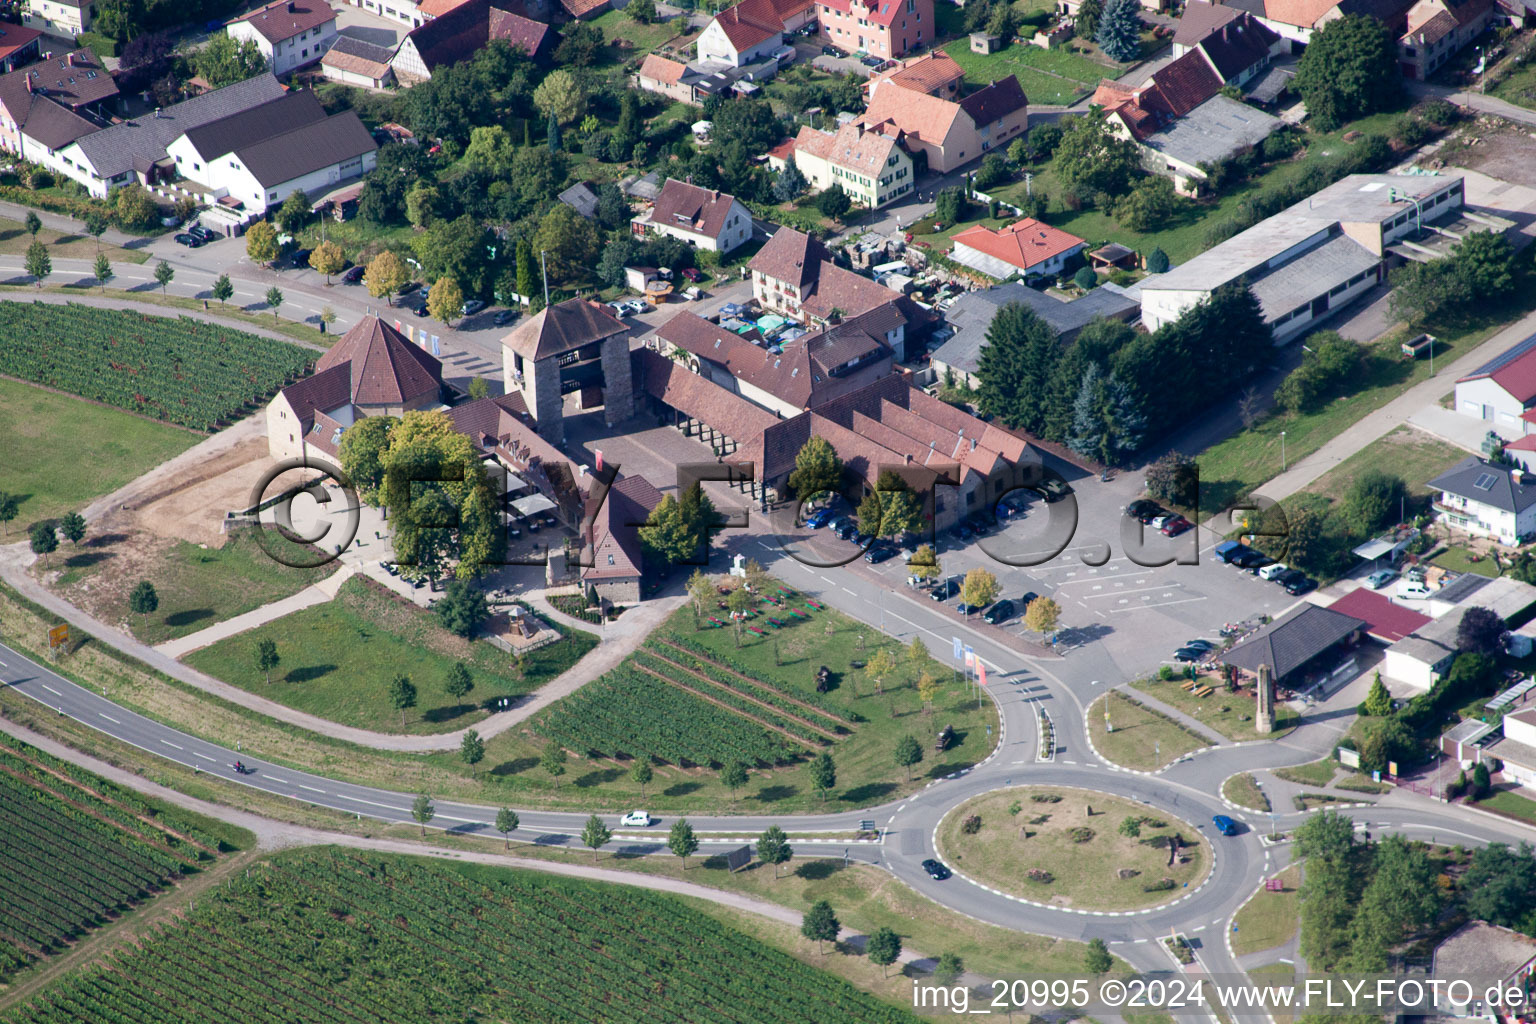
[309, 241, 346, 284]
[640, 483, 718, 567]
[541, 745, 567, 786]
[364, 251, 409, 305]
[1472, 760, 1492, 800]
[427, 276, 465, 326]
[894, 735, 923, 781]
[195, 34, 269, 88]
[934, 186, 968, 225]
[113, 184, 157, 231]
[58, 511, 85, 546]
[153, 260, 173, 294]
[1085, 937, 1114, 974]
[1116, 175, 1177, 232]
[1362, 673, 1392, 717]
[28, 520, 57, 567]
[866, 926, 902, 977]
[756, 824, 792, 878]
[338, 415, 398, 505]
[433, 579, 488, 638]
[773, 161, 809, 203]
[210, 273, 233, 306]
[814, 184, 852, 220]
[276, 191, 310, 235]
[934, 952, 965, 985]
[405, 183, 442, 229]
[669, 818, 700, 868]
[444, 661, 473, 702]
[961, 568, 999, 611]
[388, 674, 418, 729]
[84, 213, 108, 251]
[1294, 14, 1400, 129]
[973, 153, 1012, 190]
[624, 757, 654, 800]
[1146, 247, 1169, 273]
[1076, 0, 1102, 37]
[532, 204, 600, 283]
[128, 580, 158, 619]
[0, 493, 17, 537]
[788, 436, 843, 500]
[1343, 470, 1407, 536]
[1096, 0, 1142, 60]
[916, 673, 938, 714]
[1458, 605, 1506, 655]
[810, 751, 836, 802]
[460, 728, 485, 770]
[546, 113, 561, 154]
[534, 69, 587, 125]
[24, 240, 49, 287]
[581, 813, 611, 861]
[865, 648, 897, 695]
[24, 211, 40, 238]
[254, 637, 280, 685]
[1347, 834, 1441, 970]
[908, 636, 932, 670]
[1053, 116, 1140, 203]
[245, 220, 279, 266]
[1462, 843, 1536, 928]
[411, 793, 435, 836]
[1068, 364, 1146, 466]
[1024, 596, 1061, 635]
[720, 760, 748, 797]
[1145, 451, 1198, 508]
[975, 302, 1060, 435]
[495, 807, 519, 849]
[93, 252, 112, 292]
[802, 900, 840, 953]
[726, 586, 754, 646]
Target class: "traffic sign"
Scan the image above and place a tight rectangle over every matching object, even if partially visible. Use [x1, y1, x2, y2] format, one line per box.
[47, 624, 68, 649]
[859, 820, 876, 833]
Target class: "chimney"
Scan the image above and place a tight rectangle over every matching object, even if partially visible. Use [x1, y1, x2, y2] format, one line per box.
[65, 52, 72, 66]
[905, 452, 913, 464]
[24, 74, 30, 93]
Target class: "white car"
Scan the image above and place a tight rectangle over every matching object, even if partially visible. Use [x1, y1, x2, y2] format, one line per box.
[620, 810, 653, 827]
[1258, 562, 1289, 581]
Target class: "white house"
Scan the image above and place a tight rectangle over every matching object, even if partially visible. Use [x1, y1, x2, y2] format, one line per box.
[631, 178, 753, 253]
[1429, 455, 1536, 547]
[23, 0, 92, 40]
[697, 0, 811, 66]
[1455, 332, 1536, 438]
[227, 0, 337, 76]
[949, 218, 1086, 281]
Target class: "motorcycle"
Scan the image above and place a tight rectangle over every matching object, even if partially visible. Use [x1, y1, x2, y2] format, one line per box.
[230, 763, 252, 775]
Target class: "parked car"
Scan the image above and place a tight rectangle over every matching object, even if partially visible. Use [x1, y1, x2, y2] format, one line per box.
[173, 232, 204, 248]
[1258, 562, 1289, 582]
[950, 521, 974, 541]
[188, 224, 218, 243]
[1273, 568, 1306, 588]
[956, 601, 984, 616]
[680, 267, 703, 282]
[865, 543, 898, 564]
[1173, 647, 1204, 663]
[620, 811, 653, 827]
[804, 507, 836, 529]
[821, 43, 845, 56]
[397, 281, 421, 296]
[921, 858, 951, 881]
[1137, 505, 1167, 526]
[966, 512, 995, 534]
[1214, 540, 1244, 563]
[1160, 516, 1192, 537]
[1285, 576, 1317, 596]
[606, 300, 630, 317]
[342, 264, 366, 284]
[859, 54, 883, 67]
[1184, 639, 1216, 652]
[1240, 551, 1275, 572]
[412, 302, 429, 317]
[1019, 591, 1039, 610]
[493, 308, 518, 326]
[930, 578, 960, 602]
[461, 299, 485, 317]
[1127, 499, 1161, 520]
[1212, 814, 1239, 836]
[1366, 569, 1397, 590]
[983, 599, 1015, 625]
[288, 248, 311, 268]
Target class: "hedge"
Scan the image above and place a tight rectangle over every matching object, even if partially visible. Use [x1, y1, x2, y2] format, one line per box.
[76, 31, 118, 58]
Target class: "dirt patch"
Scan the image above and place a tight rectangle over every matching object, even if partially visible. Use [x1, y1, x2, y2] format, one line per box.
[133, 436, 276, 548]
[1434, 116, 1536, 182]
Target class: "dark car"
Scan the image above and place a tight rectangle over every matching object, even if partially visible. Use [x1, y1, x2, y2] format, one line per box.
[930, 578, 959, 602]
[342, 264, 366, 284]
[397, 281, 421, 296]
[189, 224, 218, 243]
[1184, 639, 1216, 652]
[1286, 576, 1317, 596]
[859, 54, 883, 67]
[288, 248, 311, 268]
[1136, 504, 1167, 526]
[1173, 647, 1205, 663]
[1272, 568, 1305, 588]
[921, 858, 951, 881]
[1020, 591, 1039, 609]
[983, 599, 1015, 624]
[1126, 499, 1161, 520]
[950, 521, 975, 541]
[821, 43, 845, 56]
[493, 309, 518, 326]
[173, 232, 204, 248]
[966, 512, 996, 534]
[1212, 815, 1239, 837]
[956, 601, 984, 616]
[1233, 549, 1270, 570]
[865, 544, 898, 564]
[412, 302, 429, 317]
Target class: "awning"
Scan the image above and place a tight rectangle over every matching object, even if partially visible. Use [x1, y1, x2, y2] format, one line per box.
[511, 493, 557, 518]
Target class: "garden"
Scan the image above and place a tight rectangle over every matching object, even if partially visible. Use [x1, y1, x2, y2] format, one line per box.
[936, 787, 1210, 910]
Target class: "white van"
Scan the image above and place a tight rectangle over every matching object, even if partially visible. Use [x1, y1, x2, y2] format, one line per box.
[1396, 579, 1433, 600]
[1258, 563, 1289, 581]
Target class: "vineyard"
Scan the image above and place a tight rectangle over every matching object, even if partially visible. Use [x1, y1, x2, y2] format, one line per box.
[1, 849, 923, 1024]
[0, 733, 241, 982]
[0, 302, 313, 431]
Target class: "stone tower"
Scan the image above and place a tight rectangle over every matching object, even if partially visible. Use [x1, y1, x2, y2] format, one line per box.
[1255, 663, 1274, 735]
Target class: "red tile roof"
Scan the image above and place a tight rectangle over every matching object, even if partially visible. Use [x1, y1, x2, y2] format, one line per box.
[1326, 587, 1432, 643]
[1262, 0, 1339, 26]
[634, 347, 781, 438]
[488, 7, 552, 56]
[749, 226, 830, 291]
[230, 0, 335, 44]
[645, 178, 745, 244]
[0, 25, 41, 63]
[1173, 0, 1242, 44]
[1139, 48, 1223, 117]
[314, 316, 442, 406]
[638, 53, 687, 84]
[418, 0, 473, 14]
[584, 474, 665, 581]
[502, 298, 628, 361]
[866, 49, 965, 97]
[712, 0, 787, 50]
[950, 217, 1086, 273]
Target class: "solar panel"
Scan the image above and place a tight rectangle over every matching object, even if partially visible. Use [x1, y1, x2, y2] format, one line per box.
[1474, 472, 1498, 490]
[1487, 677, 1536, 711]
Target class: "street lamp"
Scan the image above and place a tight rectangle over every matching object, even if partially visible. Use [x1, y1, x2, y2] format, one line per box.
[1280, 430, 1287, 472]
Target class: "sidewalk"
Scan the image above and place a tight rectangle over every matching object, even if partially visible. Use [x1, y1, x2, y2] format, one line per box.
[0, 197, 146, 251]
[1406, 80, 1536, 130]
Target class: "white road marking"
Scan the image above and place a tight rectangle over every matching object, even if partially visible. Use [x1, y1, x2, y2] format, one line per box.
[160, 740, 182, 750]
[99, 713, 120, 724]
[41, 684, 60, 695]
[335, 793, 402, 810]
[193, 751, 217, 762]
[299, 784, 326, 794]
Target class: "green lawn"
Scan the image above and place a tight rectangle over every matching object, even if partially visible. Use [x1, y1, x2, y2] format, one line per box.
[1271, 758, 1336, 787]
[185, 577, 598, 735]
[1491, 58, 1536, 110]
[1247, 963, 1298, 1024]
[942, 42, 1113, 105]
[1298, 426, 1466, 508]
[50, 530, 332, 646]
[590, 7, 685, 57]
[1474, 787, 1536, 824]
[0, 376, 200, 530]
[1432, 545, 1502, 577]
[1088, 691, 1208, 770]
[1231, 864, 1301, 956]
[1131, 677, 1297, 742]
[0, 216, 146, 264]
[1222, 772, 1271, 812]
[937, 786, 1211, 910]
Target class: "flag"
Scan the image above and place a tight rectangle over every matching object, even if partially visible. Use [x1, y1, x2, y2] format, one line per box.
[952, 637, 963, 662]
[977, 661, 988, 687]
[963, 646, 975, 669]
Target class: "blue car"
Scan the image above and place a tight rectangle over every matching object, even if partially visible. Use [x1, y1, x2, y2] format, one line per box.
[1212, 814, 1239, 836]
[804, 508, 835, 529]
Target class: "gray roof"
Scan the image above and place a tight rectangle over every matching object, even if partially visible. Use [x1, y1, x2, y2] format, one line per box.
[1386, 632, 1456, 668]
[1218, 602, 1367, 680]
[1435, 571, 1491, 606]
[931, 284, 1138, 376]
[1430, 456, 1536, 515]
[1138, 95, 1280, 170]
[1434, 923, 1536, 982]
[236, 110, 376, 189]
[1244, 62, 1295, 103]
[71, 74, 286, 179]
[326, 33, 398, 65]
[181, 91, 327, 162]
[1247, 233, 1380, 321]
[621, 169, 663, 200]
[558, 182, 599, 219]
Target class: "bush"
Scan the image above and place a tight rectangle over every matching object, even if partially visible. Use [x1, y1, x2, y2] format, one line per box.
[1072, 266, 1097, 290]
[1030, 793, 1061, 803]
[1026, 868, 1054, 883]
[1143, 877, 1177, 892]
[26, 168, 53, 190]
[1262, 130, 1300, 162]
[961, 814, 982, 834]
[1145, 246, 1169, 273]
[1068, 826, 1094, 843]
[1007, 800, 1023, 816]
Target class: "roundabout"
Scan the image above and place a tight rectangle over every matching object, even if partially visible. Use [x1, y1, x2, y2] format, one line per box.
[935, 786, 1213, 912]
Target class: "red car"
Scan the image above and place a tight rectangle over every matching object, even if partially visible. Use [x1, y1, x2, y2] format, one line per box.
[1160, 515, 1193, 537]
[681, 267, 703, 282]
